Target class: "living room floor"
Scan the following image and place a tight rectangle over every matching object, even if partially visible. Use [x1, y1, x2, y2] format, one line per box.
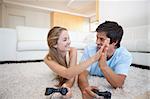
[0, 62, 149, 99]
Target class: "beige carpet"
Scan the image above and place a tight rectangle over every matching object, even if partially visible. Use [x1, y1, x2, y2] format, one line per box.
[0, 62, 149, 99]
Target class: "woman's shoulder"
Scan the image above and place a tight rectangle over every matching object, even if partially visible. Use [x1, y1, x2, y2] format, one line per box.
[44, 54, 52, 62]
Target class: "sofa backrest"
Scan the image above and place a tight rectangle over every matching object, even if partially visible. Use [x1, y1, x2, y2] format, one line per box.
[69, 31, 96, 49]
[16, 26, 49, 51]
[17, 26, 49, 41]
[16, 26, 96, 51]
[121, 25, 150, 52]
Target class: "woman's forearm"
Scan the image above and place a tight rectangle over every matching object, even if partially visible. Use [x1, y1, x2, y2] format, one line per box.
[63, 77, 75, 88]
[45, 46, 103, 79]
[65, 55, 96, 79]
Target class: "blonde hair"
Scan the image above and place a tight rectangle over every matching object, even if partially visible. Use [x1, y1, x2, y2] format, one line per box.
[47, 26, 68, 87]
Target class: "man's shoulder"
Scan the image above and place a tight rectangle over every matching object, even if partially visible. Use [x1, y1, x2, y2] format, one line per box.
[117, 46, 132, 58]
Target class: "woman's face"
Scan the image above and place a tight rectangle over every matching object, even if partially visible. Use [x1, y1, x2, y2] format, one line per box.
[56, 30, 71, 52]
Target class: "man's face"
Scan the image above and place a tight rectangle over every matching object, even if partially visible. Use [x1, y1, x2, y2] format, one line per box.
[96, 32, 108, 50]
[96, 32, 116, 55]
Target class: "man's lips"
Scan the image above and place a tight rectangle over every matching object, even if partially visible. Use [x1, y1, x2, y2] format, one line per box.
[97, 46, 101, 51]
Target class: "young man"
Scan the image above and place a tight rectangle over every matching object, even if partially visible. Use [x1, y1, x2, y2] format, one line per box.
[78, 21, 132, 99]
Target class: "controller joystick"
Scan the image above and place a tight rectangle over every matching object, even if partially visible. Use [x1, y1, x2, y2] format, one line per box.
[45, 87, 68, 96]
[92, 89, 111, 99]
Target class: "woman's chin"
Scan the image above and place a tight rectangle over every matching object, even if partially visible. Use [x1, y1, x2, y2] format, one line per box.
[66, 47, 70, 51]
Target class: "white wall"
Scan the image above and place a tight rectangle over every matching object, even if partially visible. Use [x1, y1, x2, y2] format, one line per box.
[0, 0, 2, 27]
[2, 4, 50, 28]
[148, 1, 150, 39]
[99, 0, 149, 42]
[99, 0, 148, 28]
[83, 18, 90, 32]
[1, 3, 90, 32]
[0, 4, 2, 27]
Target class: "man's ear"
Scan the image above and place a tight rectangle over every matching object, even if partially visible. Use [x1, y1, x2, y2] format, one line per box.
[113, 41, 118, 46]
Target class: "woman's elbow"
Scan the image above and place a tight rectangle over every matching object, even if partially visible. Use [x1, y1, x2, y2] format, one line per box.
[61, 75, 72, 80]
[62, 71, 74, 79]
[65, 76, 72, 79]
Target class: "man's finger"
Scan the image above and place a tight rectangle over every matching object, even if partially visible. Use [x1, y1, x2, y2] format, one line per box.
[85, 88, 97, 97]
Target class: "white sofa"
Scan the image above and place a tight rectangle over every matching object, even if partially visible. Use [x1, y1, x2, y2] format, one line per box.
[0, 26, 95, 61]
[0, 26, 149, 67]
[121, 25, 150, 67]
[0, 27, 49, 61]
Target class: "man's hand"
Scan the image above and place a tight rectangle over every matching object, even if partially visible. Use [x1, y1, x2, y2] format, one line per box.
[99, 38, 110, 69]
[82, 86, 99, 99]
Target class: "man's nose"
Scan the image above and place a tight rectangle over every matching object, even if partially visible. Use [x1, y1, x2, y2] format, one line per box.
[96, 39, 102, 45]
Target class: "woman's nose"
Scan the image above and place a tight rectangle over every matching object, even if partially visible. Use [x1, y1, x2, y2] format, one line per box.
[68, 40, 71, 45]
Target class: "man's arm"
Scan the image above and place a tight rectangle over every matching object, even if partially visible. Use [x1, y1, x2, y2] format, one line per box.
[78, 70, 98, 99]
[78, 70, 89, 91]
[100, 63, 126, 88]
[99, 50, 126, 88]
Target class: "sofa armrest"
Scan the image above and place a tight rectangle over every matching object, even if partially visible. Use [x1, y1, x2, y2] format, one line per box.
[0, 28, 17, 61]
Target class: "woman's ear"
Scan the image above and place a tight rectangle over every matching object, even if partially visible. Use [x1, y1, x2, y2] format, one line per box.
[53, 44, 57, 48]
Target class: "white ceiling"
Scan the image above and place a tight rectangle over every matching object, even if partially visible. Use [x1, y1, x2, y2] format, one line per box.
[3, 0, 96, 17]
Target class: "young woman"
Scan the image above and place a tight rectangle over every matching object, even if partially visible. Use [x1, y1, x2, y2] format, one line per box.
[44, 26, 107, 98]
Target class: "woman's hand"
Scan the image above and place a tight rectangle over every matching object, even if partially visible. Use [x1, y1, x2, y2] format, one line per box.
[69, 47, 77, 58]
[62, 84, 72, 99]
[69, 47, 77, 66]
[62, 87, 72, 99]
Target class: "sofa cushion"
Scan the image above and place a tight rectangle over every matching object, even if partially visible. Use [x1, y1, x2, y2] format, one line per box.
[136, 40, 150, 52]
[121, 39, 150, 52]
[16, 26, 49, 51]
[17, 41, 48, 51]
[69, 32, 96, 49]
[121, 40, 137, 51]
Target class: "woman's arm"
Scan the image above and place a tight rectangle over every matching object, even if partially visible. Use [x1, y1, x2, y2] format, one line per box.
[63, 47, 77, 88]
[44, 45, 105, 79]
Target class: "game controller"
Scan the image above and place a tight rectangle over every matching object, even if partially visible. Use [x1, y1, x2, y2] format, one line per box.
[92, 89, 111, 99]
[45, 87, 68, 96]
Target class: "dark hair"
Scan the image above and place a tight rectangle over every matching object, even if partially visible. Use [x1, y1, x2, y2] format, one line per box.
[96, 21, 123, 48]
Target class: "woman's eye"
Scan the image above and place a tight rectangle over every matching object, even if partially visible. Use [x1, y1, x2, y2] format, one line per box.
[63, 39, 67, 41]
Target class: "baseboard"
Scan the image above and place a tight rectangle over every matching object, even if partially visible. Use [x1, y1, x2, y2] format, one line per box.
[131, 64, 150, 70]
[0, 60, 43, 64]
[0, 60, 149, 70]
